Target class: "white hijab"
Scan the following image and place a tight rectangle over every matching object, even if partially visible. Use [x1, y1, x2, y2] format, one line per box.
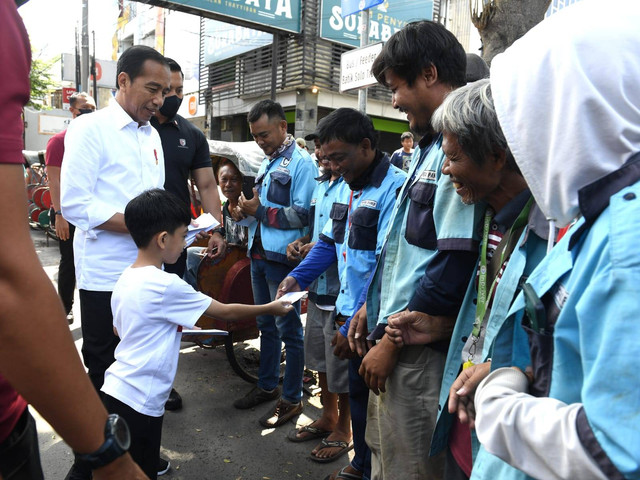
[490, 0, 640, 227]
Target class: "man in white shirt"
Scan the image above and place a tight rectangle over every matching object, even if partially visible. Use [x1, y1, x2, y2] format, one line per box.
[61, 44, 170, 480]
[61, 45, 170, 403]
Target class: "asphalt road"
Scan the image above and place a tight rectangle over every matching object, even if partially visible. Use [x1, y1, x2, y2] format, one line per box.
[31, 227, 351, 480]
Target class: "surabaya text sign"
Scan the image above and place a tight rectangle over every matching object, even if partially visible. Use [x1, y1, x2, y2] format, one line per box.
[340, 42, 383, 92]
[161, 0, 301, 33]
[321, 0, 433, 47]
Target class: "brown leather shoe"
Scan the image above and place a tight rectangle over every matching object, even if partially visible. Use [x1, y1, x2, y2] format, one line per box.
[259, 399, 303, 428]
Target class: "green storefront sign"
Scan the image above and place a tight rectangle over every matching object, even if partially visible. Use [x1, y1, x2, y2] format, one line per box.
[161, 0, 301, 33]
[320, 0, 433, 47]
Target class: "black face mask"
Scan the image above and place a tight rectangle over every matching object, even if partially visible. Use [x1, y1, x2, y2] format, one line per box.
[159, 95, 183, 118]
[77, 108, 95, 116]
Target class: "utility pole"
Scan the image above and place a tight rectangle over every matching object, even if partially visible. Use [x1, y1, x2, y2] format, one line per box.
[81, 0, 90, 93]
[91, 30, 98, 107]
[357, 9, 370, 113]
[75, 27, 81, 92]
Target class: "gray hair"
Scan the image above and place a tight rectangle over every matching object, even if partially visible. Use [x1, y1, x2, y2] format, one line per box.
[69, 91, 95, 108]
[432, 78, 516, 171]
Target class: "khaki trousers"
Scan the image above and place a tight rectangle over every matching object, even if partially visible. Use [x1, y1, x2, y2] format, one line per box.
[366, 344, 446, 480]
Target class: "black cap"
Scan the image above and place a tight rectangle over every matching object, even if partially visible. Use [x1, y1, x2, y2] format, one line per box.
[466, 53, 490, 83]
[304, 132, 319, 141]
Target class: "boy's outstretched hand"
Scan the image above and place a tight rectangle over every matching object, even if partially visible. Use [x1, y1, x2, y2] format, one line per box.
[270, 299, 294, 316]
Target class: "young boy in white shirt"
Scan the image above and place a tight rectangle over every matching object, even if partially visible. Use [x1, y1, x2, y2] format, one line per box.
[101, 189, 293, 479]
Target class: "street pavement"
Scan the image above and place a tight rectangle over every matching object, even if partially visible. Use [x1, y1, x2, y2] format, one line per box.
[30, 227, 352, 479]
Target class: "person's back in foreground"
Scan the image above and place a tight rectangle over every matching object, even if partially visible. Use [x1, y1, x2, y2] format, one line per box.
[0, 1, 146, 478]
[101, 189, 292, 479]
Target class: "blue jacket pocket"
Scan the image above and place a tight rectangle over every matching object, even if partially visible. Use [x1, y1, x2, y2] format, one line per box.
[267, 171, 292, 206]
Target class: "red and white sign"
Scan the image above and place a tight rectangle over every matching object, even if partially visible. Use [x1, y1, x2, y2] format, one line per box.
[90, 61, 103, 82]
[62, 87, 77, 110]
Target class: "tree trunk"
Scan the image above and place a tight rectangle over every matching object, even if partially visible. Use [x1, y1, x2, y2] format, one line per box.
[470, 0, 551, 66]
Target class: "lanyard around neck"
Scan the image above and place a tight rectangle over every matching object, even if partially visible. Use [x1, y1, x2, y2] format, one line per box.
[472, 197, 533, 338]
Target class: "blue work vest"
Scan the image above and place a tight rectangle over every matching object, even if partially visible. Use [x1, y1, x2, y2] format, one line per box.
[472, 161, 640, 480]
[307, 175, 343, 305]
[321, 156, 406, 318]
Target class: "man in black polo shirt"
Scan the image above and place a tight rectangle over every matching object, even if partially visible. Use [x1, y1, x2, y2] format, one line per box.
[151, 58, 225, 419]
[152, 57, 224, 270]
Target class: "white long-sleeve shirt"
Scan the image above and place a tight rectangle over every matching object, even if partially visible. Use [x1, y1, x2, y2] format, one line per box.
[474, 368, 607, 480]
[61, 100, 165, 291]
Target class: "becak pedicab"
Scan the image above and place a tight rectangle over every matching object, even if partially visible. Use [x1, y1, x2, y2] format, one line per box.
[184, 140, 301, 383]
[23, 150, 53, 229]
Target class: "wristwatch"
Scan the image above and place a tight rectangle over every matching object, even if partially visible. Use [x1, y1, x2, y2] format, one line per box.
[212, 226, 226, 238]
[74, 414, 131, 469]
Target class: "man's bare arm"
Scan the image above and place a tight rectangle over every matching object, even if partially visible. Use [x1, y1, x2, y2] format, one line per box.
[46, 165, 71, 241]
[0, 165, 146, 479]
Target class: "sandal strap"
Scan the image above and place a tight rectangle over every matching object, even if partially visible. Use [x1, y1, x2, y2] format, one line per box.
[301, 425, 329, 435]
[320, 438, 349, 449]
[335, 465, 363, 480]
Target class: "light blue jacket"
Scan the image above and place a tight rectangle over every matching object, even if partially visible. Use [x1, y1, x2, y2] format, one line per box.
[431, 202, 549, 459]
[307, 174, 343, 305]
[366, 136, 482, 332]
[321, 154, 406, 318]
[472, 160, 640, 480]
[248, 142, 317, 265]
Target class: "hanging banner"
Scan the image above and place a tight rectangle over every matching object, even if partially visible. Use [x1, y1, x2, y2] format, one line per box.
[321, 0, 433, 47]
[203, 19, 273, 65]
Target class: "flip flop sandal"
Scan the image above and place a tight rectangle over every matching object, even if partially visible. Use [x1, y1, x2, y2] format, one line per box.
[322, 465, 362, 480]
[309, 438, 354, 463]
[287, 424, 332, 442]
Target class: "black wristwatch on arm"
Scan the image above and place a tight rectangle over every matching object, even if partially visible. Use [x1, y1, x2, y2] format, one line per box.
[74, 414, 130, 469]
[211, 225, 226, 238]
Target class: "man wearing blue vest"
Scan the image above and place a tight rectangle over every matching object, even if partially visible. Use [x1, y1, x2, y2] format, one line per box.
[235, 100, 317, 428]
[285, 136, 353, 463]
[278, 107, 407, 480]
[348, 21, 484, 480]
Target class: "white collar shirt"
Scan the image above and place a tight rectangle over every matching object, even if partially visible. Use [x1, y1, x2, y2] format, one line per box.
[60, 100, 165, 290]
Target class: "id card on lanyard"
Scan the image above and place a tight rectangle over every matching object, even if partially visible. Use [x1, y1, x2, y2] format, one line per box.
[464, 197, 533, 369]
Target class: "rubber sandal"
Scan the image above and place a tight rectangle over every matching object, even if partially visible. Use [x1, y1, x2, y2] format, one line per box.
[309, 438, 354, 463]
[322, 465, 362, 480]
[287, 424, 333, 442]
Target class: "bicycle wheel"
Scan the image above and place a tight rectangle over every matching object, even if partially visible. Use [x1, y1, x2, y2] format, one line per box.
[224, 332, 286, 384]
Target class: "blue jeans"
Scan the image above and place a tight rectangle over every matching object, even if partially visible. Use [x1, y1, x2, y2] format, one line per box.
[349, 356, 371, 479]
[250, 258, 303, 403]
[182, 247, 205, 289]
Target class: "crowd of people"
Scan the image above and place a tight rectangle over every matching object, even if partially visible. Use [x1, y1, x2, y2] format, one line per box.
[2, 0, 640, 479]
